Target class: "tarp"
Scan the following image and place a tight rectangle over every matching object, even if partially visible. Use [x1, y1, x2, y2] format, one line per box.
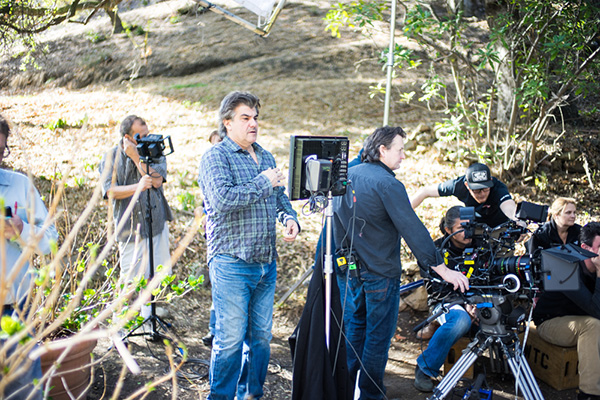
[289, 255, 354, 400]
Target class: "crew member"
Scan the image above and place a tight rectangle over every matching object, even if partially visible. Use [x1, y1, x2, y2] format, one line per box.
[99, 115, 173, 321]
[533, 222, 600, 400]
[528, 197, 581, 252]
[198, 91, 300, 400]
[411, 163, 517, 228]
[0, 114, 57, 400]
[333, 126, 468, 400]
[414, 206, 475, 392]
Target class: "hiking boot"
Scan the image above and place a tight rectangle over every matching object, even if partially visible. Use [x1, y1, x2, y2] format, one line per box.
[416, 322, 439, 340]
[202, 333, 214, 346]
[414, 364, 434, 392]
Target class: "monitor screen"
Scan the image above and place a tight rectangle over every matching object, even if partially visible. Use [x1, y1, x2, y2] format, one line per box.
[288, 136, 349, 201]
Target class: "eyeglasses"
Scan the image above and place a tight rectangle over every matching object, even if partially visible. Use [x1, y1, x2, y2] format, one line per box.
[471, 187, 490, 194]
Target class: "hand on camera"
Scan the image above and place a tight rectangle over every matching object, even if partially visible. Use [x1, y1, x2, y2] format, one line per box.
[123, 136, 139, 160]
[433, 264, 469, 293]
[262, 168, 285, 188]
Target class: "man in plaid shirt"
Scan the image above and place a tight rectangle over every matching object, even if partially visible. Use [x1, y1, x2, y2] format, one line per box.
[198, 91, 300, 400]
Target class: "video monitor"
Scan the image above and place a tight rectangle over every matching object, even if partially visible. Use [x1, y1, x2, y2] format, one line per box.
[288, 136, 349, 201]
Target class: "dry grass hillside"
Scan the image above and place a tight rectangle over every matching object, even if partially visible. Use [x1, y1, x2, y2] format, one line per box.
[1, 0, 597, 398]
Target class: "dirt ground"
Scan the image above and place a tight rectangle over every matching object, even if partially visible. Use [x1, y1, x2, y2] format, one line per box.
[1, 0, 598, 398]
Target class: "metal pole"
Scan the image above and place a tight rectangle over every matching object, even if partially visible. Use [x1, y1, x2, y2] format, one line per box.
[383, 0, 397, 126]
[324, 191, 334, 349]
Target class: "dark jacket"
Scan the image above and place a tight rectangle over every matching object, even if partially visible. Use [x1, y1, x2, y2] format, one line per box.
[527, 219, 581, 253]
[333, 162, 443, 278]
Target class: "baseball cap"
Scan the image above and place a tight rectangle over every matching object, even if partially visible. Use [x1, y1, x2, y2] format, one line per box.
[465, 163, 493, 190]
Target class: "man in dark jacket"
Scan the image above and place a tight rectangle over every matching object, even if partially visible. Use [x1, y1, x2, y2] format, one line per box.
[533, 222, 600, 400]
[333, 126, 469, 400]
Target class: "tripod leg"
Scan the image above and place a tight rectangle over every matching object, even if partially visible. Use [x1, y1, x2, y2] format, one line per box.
[429, 336, 493, 400]
[502, 340, 544, 400]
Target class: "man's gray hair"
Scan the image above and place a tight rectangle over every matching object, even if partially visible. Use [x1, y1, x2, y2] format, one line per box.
[218, 91, 261, 137]
[361, 126, 406, 163]
[120, 115, 145, 137]
[0, 114, 10, 139]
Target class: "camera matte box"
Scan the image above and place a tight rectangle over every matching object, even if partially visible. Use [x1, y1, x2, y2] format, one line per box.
[540, 244, 596, 291]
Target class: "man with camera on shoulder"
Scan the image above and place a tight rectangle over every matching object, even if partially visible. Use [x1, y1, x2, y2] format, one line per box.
[99, 115, 173, 321]
[533, 221, 600, 400]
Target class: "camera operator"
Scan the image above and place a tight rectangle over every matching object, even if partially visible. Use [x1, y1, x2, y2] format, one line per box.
[1, 114, 58, 399]
[528, 197, 581, 253]
[99, 115, 173, 322]
[533, 222, 600, 400]
[198, 91, 300, 400]
[414, 206, 476, 392]
[411, 163, 518, 228]
[333, 126, 469, 400]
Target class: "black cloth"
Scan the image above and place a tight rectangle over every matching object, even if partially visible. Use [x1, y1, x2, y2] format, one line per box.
[332, 162, 443, 279]
[423, 236, 467, 307]
[527, 219, 581, 253]
[438, 175, 511, 228]
[289, 254, 354, 400]
[533, 261, 600, 325]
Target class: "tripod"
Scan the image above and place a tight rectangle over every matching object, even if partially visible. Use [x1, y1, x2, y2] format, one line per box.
[423, 292, 544, 400]
[430, 330, 543, 400]
[125, 155, 172, 342]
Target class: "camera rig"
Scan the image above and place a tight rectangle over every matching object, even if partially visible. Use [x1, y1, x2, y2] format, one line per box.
[135, 133, 174, 160]
[421, 201, 596, 400]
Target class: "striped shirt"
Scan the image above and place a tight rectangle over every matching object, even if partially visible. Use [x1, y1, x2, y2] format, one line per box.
[198, 136, 298, 264]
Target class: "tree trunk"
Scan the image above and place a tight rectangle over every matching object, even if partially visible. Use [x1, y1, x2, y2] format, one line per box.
[105, 6, 124, 34]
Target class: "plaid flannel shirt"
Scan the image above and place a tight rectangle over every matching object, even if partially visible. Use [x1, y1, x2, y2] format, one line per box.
[198, 136, 299, 264]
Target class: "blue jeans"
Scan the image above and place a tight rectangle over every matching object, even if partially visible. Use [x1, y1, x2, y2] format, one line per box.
[208, 255, 277, 400]
[417, 306, 472, 378]
[337, 270, 401, 400]
[209, 304, 216, 336]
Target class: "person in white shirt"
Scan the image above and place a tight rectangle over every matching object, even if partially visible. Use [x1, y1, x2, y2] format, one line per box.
[0, 113, 58, 400]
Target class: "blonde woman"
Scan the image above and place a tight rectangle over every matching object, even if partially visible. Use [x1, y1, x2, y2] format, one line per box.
[528, 197, 581, 252]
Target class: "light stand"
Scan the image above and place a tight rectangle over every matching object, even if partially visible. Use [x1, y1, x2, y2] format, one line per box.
[323, 190, 334, 349]
[125, 155, 172, 342]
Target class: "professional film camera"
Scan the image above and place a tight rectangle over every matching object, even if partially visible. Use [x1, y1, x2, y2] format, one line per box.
[134, 133, 174, 160]
[124, 132, 175, 342]
[423, 202, 596, 400]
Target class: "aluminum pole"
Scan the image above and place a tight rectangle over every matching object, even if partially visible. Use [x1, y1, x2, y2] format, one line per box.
[383, 0, 397, 126]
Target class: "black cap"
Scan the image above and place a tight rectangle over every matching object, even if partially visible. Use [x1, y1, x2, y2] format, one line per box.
[465, 163, 493, 190]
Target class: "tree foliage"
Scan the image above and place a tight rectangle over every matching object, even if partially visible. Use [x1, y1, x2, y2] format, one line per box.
[0, 0, 124, 60]
[325, 0, 600, 176]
